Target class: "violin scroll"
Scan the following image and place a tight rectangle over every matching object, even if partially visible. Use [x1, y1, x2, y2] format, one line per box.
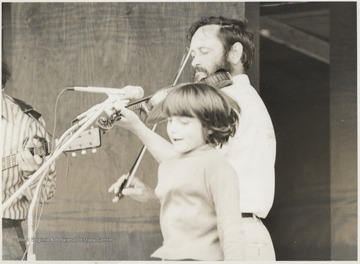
[96, 86, 174, 131]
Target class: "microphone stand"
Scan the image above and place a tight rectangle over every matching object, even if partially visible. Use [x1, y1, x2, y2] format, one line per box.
[2, 94, 127, 260]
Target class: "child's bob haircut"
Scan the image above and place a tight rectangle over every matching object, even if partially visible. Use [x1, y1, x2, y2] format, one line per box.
[161, 83, 240, 147]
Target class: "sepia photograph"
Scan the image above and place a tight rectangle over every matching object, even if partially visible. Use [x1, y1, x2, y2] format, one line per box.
[1, 1, 357, 262]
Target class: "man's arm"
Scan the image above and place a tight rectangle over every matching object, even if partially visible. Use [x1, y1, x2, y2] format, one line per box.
[19, 139, 56, 202]
[20, 118, 56, 203]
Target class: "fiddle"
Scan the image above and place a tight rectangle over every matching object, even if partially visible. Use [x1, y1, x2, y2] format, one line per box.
[132, 69, 233, 115]
[97, 70, 233, 130]
[96, 87, 172, 130]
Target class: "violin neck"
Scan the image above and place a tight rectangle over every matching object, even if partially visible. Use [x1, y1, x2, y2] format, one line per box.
[126, 96, 152, 113]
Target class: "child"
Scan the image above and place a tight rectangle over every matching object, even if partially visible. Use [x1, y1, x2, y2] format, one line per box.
[109, 82, 245, 260]
[150, 83, 245, 260]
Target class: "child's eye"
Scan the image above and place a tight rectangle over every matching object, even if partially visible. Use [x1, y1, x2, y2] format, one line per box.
[180, 117, 190, 124]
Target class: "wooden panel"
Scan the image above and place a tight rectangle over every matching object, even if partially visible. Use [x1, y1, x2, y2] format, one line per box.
[2, 2, 247, 260]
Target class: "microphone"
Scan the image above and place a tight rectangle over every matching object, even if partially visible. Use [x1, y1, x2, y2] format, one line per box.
[70, 85, 144, 100]
[71, 85, 144, 124]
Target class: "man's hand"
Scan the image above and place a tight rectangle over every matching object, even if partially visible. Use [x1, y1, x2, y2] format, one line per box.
[108, 175, 158, 203]
[18, 138, 43, 178]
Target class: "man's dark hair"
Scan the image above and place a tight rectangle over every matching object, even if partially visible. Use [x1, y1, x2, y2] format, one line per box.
[2, 60, 11, 88]
[187, 16, 255, 71]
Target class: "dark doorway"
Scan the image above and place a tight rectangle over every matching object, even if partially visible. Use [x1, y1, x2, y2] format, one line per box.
[260, 37, 331, 260]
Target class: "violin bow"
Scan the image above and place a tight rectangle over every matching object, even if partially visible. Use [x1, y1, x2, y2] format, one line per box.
[117, 48, 191, 199]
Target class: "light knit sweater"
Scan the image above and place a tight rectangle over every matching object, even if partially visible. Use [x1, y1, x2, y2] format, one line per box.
[151, 146, 245, 260]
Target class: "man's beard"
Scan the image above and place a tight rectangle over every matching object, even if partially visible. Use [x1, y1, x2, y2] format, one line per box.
[194, 57, 233, 83]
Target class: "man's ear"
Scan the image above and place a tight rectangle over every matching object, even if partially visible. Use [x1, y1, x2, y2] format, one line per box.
[228, 42, 243, 65]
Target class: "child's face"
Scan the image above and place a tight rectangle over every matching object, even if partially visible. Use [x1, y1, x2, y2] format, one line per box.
[166, 116, 206, 154]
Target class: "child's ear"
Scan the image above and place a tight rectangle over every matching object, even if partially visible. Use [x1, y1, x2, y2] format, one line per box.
[204, 128, 213, 140]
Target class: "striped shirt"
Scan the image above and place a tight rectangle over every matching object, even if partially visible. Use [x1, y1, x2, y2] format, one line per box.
[2, 93, 56, 220]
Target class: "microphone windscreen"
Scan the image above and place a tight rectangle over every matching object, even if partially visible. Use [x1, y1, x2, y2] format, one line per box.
[124, 86, 144, 100]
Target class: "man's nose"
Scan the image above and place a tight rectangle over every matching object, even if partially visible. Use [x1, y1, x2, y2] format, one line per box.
[191, 55, 199, 68]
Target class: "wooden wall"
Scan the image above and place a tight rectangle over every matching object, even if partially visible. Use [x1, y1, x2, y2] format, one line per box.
[2, 2, 249, 260]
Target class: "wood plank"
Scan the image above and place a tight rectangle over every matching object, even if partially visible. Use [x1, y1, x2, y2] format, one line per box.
[260, 16, 329, 63]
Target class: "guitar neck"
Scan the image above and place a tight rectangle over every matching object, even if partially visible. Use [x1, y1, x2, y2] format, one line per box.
[2, 154, 18, 171]
[2, 127, 102, 171]
[1, 141, 52, 171]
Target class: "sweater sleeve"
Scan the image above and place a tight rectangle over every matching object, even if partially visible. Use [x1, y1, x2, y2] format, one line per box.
[207, 160, 246, 260]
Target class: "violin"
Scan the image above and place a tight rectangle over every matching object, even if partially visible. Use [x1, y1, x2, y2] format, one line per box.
[133, 70, 232, 115]
[97, 70, 233, 130]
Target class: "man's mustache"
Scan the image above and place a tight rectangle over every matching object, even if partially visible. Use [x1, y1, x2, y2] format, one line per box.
[194, 66, 208, 75]
[194, 67, 208, 82]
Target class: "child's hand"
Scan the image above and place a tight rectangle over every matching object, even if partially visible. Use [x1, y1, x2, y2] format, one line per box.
[108, 175, 157, 203]
[113, 107, 142, 132]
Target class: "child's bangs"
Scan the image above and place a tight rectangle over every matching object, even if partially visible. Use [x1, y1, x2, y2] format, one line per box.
[162, 88, 197, 118]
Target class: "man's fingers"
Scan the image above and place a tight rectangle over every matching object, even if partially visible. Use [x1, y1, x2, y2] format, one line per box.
[33, 155, 43, 165]
[32, 138, 42, 148]
[19, 149, 35, 165]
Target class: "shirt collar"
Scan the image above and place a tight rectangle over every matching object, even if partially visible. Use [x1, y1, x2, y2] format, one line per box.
[2, 93, 13, 121]
[231, 74, 251, 86]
